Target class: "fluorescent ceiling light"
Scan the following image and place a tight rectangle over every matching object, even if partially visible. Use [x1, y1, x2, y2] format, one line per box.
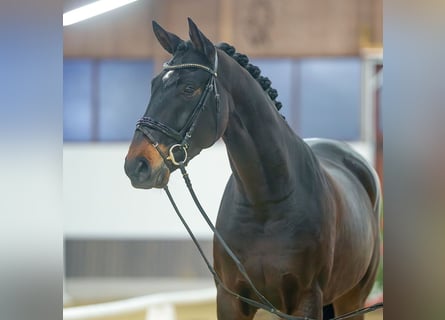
[63, 0, 139, 26]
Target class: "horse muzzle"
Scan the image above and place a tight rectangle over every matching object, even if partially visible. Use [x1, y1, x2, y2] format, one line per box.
[124, 155, 170, 189]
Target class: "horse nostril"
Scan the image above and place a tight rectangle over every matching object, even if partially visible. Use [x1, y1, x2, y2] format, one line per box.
[134, 157, 151, 181]
[125, 156, 152, 182]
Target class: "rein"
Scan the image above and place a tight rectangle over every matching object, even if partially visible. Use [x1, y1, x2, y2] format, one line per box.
[136, 51, 383, 320]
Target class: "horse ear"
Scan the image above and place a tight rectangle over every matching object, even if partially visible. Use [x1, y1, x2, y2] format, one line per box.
[187, 17, 215, 62]
[152, 20, 183, 54]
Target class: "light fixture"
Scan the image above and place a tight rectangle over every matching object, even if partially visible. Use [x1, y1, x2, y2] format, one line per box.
[63, 0, 140, 26]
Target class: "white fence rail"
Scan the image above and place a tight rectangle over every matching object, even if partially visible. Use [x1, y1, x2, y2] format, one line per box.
[63, 287, 216, 320]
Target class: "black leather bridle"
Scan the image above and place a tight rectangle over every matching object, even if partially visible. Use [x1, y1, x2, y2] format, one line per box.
[135, 51, 219, 169]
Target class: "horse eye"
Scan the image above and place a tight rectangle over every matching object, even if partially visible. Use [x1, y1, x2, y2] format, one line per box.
[183, 85, 195, 94]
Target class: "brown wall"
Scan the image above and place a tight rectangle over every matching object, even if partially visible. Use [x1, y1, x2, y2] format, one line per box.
[63, 0, 382, 59]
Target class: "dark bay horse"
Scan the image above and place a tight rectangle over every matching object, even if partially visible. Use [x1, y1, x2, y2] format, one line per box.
[124, 18, 381, 320]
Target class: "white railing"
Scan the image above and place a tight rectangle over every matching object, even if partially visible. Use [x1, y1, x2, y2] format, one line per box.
[63, 287, 216, 320]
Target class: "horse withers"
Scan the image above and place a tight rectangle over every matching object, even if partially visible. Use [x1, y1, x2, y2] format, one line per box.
[124, 18, 381, 320]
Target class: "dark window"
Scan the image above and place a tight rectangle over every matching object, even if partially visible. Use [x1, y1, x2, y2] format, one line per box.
[97, 60, 153, 141]
[63, 60, 93, 141]
[63, 59, 153, 141]
[63, 58, 361, 142]
[299, 58, 361, 140]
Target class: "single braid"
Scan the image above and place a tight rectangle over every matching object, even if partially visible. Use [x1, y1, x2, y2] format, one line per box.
[267, 88, 278, 101]
[233, 53, 249, 67]
[246, 63, 261, 78]
[217, 42, 236, 56]
[216, 42, 283, 113]
[258, 76, 271, 90]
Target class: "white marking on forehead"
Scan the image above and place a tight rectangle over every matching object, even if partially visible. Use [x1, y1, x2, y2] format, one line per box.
[162, 70, 174, 82]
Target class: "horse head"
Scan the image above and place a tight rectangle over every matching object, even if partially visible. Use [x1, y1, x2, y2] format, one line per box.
[124, 18, 229, 189]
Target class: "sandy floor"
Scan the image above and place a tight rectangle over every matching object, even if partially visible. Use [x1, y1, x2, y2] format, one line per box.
[176, 303, 383, 320]
[66, 301, 383, 320]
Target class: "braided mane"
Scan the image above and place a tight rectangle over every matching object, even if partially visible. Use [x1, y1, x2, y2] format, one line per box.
[216, 42, 283, 112]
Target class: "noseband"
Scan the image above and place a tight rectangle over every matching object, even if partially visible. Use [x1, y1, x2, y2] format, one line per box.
[135, 50, 219, 168]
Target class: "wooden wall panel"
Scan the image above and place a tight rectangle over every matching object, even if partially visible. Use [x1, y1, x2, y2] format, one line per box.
[63, 0, 382, 58]
[64, 0, 156, 58]
[232, 0, 360, 57]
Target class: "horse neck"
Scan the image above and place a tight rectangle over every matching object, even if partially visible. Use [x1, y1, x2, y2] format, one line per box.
[218, 53, 318, 206]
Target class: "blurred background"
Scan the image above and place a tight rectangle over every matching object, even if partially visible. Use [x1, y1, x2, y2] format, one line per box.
[63, 0, 383, 319]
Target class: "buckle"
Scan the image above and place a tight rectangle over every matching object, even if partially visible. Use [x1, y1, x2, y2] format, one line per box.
[167, 144, 188, 166]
